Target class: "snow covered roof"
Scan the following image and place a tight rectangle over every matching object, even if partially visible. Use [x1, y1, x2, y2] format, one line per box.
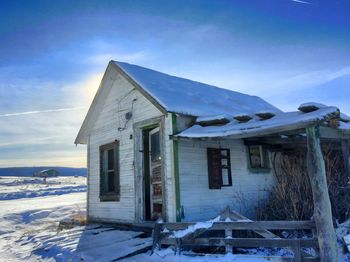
[114, 61, 281, 117]
[176, 106, 348, 139]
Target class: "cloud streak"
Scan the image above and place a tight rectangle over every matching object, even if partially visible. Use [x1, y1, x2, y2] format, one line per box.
[0, 107, 85, 118]
[291, 0, 311, 4]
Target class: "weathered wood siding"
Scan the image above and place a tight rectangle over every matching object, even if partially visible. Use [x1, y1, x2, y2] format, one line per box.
[178, 139, 275, 221]
[88, 67, 166, 222]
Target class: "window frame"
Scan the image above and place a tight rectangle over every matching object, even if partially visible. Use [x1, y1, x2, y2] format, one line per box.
[247, 144, 270, 173]
[207, 148, 232, 189]
[99, 140, 120, 201]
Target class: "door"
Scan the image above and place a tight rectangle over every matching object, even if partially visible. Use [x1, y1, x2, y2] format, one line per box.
[148, 127, 163, 220]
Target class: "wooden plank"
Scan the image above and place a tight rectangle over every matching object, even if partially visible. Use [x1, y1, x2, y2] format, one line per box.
[302, 258, 320, 262]
[160, 221, 316, 231]
[181, 252, 295, 261]
[226, 208, 280, 239]
[161, 237, 318, 248]
[320, 126, 348, 139]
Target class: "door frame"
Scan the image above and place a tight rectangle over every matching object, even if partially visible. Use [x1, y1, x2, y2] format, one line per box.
[133, 116, 166, 222]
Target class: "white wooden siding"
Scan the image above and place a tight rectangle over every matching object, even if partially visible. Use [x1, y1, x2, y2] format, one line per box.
[178, 139, 275, 221]
[88, 67, 164, 222]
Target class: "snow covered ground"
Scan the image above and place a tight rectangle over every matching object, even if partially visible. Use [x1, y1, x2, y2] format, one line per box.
[0, 176, 86, 200]
[0, 176, 281, 261]
[0, 176, 153, 261]
[1, 176, 340, 261]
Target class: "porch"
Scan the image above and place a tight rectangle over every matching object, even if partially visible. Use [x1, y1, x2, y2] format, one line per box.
[171, 104, 350, 262]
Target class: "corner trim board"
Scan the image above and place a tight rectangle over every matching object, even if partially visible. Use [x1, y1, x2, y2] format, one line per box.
[172, 113, 181, 222]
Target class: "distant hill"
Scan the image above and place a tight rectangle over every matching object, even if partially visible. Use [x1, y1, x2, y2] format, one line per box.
[0, 167, 87, 177]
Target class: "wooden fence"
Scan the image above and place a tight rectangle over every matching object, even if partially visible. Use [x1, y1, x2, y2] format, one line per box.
[152, 220, 319, 262]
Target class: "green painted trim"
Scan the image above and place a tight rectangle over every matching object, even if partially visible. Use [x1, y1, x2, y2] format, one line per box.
[172, 114, 181, 222]
[246, 145, 271, 174]
[248, 167, 271, 174]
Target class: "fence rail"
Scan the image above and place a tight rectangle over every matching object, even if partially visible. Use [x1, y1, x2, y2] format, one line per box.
[152, 220, 319, 262]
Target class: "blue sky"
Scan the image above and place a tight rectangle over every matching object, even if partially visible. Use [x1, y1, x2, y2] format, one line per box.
[1, 0, 350, 167]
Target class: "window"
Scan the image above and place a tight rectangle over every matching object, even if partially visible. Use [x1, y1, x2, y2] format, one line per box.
[207, 148, 232, 189]
[99, 141, 120, 201]
[247, 145, 270, 171]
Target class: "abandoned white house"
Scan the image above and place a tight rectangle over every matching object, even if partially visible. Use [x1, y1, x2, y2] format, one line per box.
[75, 61, 350, 224]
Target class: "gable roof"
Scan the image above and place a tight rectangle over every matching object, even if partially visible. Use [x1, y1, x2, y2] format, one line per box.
[114, 61, 281, 117]
[75, 61, 281, 144]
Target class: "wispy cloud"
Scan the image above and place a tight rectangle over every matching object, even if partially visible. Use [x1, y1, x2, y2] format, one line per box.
[85, 51, 152, 66]
[271, 66, 350, 92]
[291, 0, 311, 4]
[0, 107, 85, 118]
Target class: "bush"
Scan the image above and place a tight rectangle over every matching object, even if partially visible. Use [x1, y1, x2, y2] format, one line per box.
[257, 143, 350, 223]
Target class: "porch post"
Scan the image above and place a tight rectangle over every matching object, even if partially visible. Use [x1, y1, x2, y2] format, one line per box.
[306, 126, 338, 261]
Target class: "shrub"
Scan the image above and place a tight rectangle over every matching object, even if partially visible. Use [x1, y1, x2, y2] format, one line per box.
[257, 143, 350, 223]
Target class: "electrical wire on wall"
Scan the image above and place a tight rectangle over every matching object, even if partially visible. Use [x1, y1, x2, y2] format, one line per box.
[115, 88, 137, 132]
[114, 88, 137, 164]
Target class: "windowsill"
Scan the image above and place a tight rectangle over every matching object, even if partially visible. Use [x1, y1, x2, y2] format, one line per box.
[248, 167, 271, 174]
[100, 194, 120, 202]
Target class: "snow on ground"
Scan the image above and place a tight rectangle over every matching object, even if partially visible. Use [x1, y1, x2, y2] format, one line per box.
[0, 176, 87, 261]
[0, 176, 274, 262]
[0, 176, 86, 200]
[0, 176, 153, 262]
[125, 250, 283, 262]
[0, 176, 305, 261]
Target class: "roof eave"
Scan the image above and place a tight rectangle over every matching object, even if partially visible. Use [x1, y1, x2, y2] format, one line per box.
[175, 108, 340, 140]
[74, 61, 115, 145]
[75, 61, 170, 145]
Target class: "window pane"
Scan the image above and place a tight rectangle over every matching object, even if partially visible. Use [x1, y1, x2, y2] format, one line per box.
[108, 171, 115, 192]
[100, 141, 120, 200]
[221, 158, 228, 167]
[108, 149, 114, 171]
[151, 131, 160, 162]
[249, 145, 263, 168]
[207, 148, 222, 189]
[222, 168, 229, 185]
[221, 150, 227, 157]
[102, 172, 108, 193]
[103, 150, 108, 172]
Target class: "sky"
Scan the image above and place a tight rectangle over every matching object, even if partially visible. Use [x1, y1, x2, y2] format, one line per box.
[1, 0, 350, 168]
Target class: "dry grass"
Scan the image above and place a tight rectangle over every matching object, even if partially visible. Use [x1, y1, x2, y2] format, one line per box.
[58, 206, 87, 231]
[257, 143, 350, 223]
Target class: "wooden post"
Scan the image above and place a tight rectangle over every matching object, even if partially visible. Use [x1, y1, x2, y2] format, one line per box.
[152, 222, 162, 252]
[291, 240, 302, 262]
[225, 227, 232, 254]
[306, 126, 338, 261]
